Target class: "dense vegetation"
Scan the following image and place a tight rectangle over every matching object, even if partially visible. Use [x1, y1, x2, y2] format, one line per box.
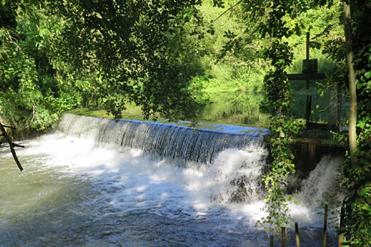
[1, 0, 369, 245]
[0, 0, 271, 130]
[0, 1, 78, 132]
[341, 1, 371, 245]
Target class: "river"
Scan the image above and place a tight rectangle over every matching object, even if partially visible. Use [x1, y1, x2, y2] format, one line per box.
[0, 115, 343, 246]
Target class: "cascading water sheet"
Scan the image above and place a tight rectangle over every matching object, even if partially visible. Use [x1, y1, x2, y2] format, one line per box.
[0, 114, 343, 246]
[57, 114, 270, 164]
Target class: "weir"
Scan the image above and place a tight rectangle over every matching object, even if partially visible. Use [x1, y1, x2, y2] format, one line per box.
[58, 114, 270, 164]
[55, 114, 346, 206]
[0, 114, 345, 246]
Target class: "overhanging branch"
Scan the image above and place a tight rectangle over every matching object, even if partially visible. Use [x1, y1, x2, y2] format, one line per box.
[0, 122, 24, 171]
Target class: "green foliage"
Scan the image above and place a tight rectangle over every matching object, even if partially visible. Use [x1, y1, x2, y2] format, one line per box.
[0, 1, 80, 132]
[215, 0, 348, 234]
[194, 0, 269, 125]
[239, 0, 305, 232]
[261, 41, 293, 115]
[197, 64, 268, 125]
[1, 0, 214, 131]
[51, 0, 206, 121]
[261, 117, 305, 229]
[304, 1, 371, 245]
[341, 1, 371, 245]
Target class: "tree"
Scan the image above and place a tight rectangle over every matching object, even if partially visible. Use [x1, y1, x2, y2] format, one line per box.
[341, 1, 371, 246]
[1, 0, 207, 132]
[0, 0, 83, 132]
[51, 0, 205, 120]
[343, 0, 357, 162]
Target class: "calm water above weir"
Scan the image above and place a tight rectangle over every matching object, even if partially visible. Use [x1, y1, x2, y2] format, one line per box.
[0, 115, 343, 246]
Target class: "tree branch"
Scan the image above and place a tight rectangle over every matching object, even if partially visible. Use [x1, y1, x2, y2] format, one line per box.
[213, 0, 243, 23]
[11, 142, 25, 148]
[0, 122, 24, 171]
[2, 124, 16, 129]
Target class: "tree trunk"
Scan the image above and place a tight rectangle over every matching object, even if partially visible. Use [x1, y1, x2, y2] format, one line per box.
[343, 0, 357, 161]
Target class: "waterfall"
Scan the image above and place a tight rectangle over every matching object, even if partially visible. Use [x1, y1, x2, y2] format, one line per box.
[297, 156, 344, 207]
[0, 114, 346, 246]
[55, 114, 345, 207]
[54, 114, 346, 207]
[57, 114, 269, 164]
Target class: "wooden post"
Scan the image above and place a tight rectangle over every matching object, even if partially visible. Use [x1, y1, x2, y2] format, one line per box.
[308, 143, 316, 164]
[306, 32, 310, 60]
[338, 206, 345, 247]
[270, 235, 274, 247]
[336, 80, 342, 131]
[281, 227, 286, 247]
[305, 32, 312, 123]
[295, 222, 300, 247]
[323, 204, 328, 247]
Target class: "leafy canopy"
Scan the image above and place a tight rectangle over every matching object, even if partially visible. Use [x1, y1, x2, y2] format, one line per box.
[52, 0, 205, 120]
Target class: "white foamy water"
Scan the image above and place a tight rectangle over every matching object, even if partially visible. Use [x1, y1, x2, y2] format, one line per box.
[297, 156, 344, 208]
[0, 116, 344, 246]
[15, 133, 268, 221]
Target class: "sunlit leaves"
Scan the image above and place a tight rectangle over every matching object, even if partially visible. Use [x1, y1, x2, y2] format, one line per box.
[0, 1, 82, 131]
[341, 4, 371, 244]
[53, 0, 205, 120]
[254, 0, 306, 232]
[212, 0, 225, 8]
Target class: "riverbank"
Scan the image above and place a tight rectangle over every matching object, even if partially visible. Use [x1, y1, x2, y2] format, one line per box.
[68, 107, 270, 128]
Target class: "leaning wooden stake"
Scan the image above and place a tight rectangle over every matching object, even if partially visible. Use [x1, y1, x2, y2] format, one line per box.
[295, 222, 300, 247]
[323, 204, 328, 247]
[270, 235, 274, 247]
[0, 122, 24, 171]
[338, 206, 345, 247]
[281, 227, 286, 247]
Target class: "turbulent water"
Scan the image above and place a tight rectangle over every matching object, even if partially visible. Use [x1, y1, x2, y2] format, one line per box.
[0, 115, 343, 246]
